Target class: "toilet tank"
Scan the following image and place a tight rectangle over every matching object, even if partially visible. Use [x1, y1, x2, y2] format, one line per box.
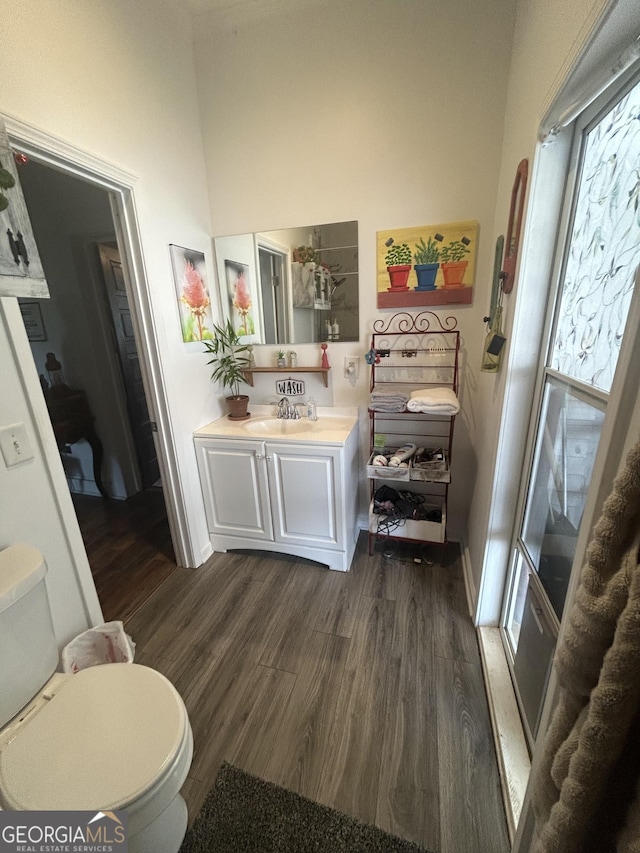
[0, 544, 59, 727]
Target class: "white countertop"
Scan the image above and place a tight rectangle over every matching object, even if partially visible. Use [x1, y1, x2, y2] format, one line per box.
[194, 405, 359, 446]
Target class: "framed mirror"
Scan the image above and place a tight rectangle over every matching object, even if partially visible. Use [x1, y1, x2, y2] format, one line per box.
[213, 220, 358, 345]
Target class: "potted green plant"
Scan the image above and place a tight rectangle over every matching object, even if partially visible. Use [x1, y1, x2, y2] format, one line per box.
[276, 349, 286, 368]
[385, 242, 412, 291]
[413, 237, 440, 291]
[440, 239, 471, 288]
[293, 245, 317, 264]
[202, 318, 251, 419]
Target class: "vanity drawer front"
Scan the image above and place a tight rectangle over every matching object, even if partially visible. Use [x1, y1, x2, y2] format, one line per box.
[268, 444, 343, 549]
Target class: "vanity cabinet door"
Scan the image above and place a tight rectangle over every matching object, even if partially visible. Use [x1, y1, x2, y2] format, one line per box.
[195, 438, 273, 541]
[267, 443, 343, 550]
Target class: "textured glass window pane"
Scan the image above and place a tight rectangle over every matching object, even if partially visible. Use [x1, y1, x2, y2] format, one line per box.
[551, 79, 640, 392]
[522, 379, 604, 619]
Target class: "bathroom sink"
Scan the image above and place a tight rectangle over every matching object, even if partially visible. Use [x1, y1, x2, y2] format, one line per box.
[243, 418, 316, 435]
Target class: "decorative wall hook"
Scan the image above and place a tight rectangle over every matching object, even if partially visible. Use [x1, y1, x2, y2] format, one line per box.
[501, 159, 528, 294]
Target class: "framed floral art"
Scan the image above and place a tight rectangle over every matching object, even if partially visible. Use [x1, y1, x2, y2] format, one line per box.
[170, 244, 214, 342]
[224, 259, 255, 337]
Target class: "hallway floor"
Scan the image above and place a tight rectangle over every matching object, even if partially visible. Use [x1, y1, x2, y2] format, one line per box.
[124, 535, 509, 852]
[71, 487, 176, 622]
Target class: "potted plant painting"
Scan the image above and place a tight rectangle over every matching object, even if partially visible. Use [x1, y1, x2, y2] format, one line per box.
[385, 242, 412, 291]
[440, 238, 471, 288]
[413, 237, 440, 291]
[203, 318, 251, 419]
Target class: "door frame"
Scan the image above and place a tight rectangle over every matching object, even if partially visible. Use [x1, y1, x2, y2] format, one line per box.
[503, 65, 640, 850]
[254, 233, 292, 344]
[3, 114, 193, 568]
[500, 67, 640, 675]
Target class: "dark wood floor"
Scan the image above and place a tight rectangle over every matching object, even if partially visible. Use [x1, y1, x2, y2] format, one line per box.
[71, 487, 177, 622]
[117, 535, 510, 853]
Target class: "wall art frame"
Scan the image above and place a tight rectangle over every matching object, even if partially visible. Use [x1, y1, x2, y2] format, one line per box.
[169, 244, 214, 342]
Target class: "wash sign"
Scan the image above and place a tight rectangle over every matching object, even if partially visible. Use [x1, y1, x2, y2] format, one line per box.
[275, 378, 305, 396]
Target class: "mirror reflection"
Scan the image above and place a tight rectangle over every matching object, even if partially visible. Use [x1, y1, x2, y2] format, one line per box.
[213, 220, 358, 345]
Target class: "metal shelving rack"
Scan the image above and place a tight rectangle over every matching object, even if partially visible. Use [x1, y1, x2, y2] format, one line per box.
[367, 311, 460, 556]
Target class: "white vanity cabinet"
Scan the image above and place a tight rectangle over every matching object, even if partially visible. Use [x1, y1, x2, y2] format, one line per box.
[194, 410, 359, 571]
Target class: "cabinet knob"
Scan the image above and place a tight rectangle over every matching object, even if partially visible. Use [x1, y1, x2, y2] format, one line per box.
[266, 455, 272, 462]
[255, 452, 263, 460]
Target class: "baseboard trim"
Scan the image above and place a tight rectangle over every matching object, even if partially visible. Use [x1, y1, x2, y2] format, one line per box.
[477, 626, 530, 842]
[460, 540, 476, 619]
[198, 539, 214, 567]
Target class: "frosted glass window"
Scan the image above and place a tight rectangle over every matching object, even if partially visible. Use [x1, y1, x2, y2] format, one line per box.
[551, 79, 640, 392]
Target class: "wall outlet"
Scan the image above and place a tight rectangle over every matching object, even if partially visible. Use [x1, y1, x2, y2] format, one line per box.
[344, 356, 360, 379]
[0, 422, 35, 467]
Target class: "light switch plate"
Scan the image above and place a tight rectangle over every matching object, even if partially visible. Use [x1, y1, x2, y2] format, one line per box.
[0, 422, 35, 467]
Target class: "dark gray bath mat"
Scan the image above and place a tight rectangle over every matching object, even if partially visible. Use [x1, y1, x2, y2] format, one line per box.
[180, 761, 431, 852]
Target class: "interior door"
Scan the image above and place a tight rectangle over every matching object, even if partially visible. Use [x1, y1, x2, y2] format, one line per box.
[258, 247, 287, 344]
[98, 243, 159, 489]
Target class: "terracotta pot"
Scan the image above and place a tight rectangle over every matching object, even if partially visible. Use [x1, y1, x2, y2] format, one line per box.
[386, 264, 412, 291]
[226, 394, 250, 419]
[441, 261, 468, 288]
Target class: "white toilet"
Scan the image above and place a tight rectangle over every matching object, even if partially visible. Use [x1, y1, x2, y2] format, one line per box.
[0, 543, 194, 853]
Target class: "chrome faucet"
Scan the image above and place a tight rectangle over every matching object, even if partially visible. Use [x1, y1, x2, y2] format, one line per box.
[277, 397, 300, 419]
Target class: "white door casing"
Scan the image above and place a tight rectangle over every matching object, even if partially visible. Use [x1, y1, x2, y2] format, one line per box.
[2, 113, 194, 569]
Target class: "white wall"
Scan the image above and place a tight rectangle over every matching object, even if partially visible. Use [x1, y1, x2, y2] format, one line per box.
[193, 0, 518, 540]
[0, 0, 216, 644]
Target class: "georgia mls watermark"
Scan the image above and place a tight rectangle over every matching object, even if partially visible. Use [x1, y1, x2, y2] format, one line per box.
[0, 811, 128, 853]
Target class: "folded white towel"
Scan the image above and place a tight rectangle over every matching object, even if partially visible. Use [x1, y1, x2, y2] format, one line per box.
[406, 387, 460, 415]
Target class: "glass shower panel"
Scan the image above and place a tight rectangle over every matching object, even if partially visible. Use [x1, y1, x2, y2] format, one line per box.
[521, 379, 605, 619]
[550, 78, 640, 393]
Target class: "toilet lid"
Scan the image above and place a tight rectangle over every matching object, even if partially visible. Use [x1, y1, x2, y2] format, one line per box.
[0, 663, 188, 810]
